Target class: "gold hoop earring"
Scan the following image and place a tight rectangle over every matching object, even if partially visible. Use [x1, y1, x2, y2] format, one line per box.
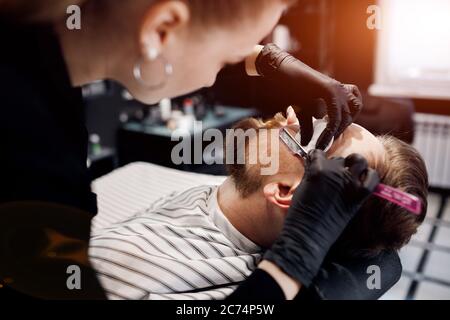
[133, 50, 173, 90]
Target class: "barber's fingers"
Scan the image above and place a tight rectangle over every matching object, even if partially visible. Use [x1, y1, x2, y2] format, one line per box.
[343, 84, 363, 101]
[306, 149, 327, 168]
[306, 150, 348, 174]
[344, 84, 363, 118]
[344, 153, 369, 180]
[334, 104, 353, 140]
[316, 98, 342, 150]
[362, 168, 380, 193]
[330, 86, 354, 141]
[342, 84, 363, 135]
[299, 114, 314, 146]
[344, 85, 363, 124]
[334, 86, 363, 140]
[344, 153, 380, 196]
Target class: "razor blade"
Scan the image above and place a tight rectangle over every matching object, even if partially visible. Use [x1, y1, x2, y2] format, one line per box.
[280, 127, 308, 159]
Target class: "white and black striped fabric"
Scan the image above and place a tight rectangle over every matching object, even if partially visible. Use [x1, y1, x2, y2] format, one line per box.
[91, 162, 227, 231]
[90, 170, 262, 300]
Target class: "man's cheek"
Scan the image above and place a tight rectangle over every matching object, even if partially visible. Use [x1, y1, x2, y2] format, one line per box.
[277, 213, 288, 234]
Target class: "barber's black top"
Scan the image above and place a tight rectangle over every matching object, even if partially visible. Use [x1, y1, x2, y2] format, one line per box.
[0, 22, 97, 215]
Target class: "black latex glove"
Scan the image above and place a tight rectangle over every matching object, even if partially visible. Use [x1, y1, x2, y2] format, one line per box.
[255, 44, 363, 149]
[264, 150, 379, 287]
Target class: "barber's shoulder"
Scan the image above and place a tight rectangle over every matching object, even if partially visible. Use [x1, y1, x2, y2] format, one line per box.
[0, 62, 44, 112]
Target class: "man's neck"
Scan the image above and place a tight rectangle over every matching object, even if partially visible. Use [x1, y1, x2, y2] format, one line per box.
[217, 178, 265, 247]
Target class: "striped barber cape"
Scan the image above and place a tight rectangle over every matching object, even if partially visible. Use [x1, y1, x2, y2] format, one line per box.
[89, 185, 262, 300]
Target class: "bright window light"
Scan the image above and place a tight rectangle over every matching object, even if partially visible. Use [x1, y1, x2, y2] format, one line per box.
[370, 0, 450, 100]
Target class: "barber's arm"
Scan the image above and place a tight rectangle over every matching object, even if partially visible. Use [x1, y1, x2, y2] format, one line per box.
[227, 151, 380, 301]
[228, 251, 402, 301]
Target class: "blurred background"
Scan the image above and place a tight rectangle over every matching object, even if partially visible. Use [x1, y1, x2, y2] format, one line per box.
[81, 0, 450, 299]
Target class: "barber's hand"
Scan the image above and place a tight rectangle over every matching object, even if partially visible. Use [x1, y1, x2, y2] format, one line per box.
[255, 44, 363, 149]
[264, 150, 379, 287]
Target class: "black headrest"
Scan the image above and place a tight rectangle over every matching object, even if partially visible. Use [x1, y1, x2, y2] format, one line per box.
[297, 250, 402, 300]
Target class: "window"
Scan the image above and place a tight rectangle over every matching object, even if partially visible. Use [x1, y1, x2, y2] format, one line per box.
[369, 0, 450, 100]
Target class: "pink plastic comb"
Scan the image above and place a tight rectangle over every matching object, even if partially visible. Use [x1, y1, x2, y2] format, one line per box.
[373, 184, 422, 215]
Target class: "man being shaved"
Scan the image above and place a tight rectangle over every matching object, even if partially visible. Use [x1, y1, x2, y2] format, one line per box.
[89, 108, 428, 300]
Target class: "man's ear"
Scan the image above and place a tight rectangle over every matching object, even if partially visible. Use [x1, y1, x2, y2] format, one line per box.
[139, 1, 190, 59]
[263, 182, 295, 210]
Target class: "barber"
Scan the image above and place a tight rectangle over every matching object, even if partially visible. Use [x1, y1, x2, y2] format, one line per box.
[0, 0, 397, 300]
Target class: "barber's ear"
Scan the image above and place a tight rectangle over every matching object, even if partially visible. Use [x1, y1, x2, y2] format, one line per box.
[139, 1, 190, 58]
[263, 182, 294, 210]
